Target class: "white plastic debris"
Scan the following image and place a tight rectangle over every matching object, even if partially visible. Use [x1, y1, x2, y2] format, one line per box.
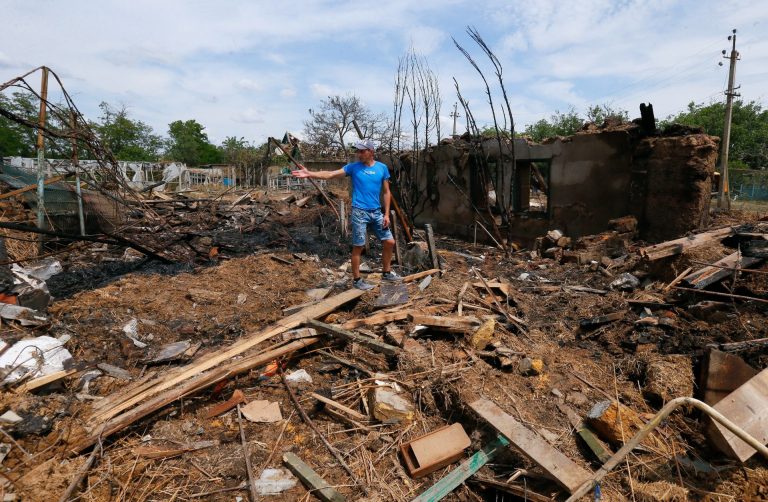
[122, 318, 147, 348]
[284, 369, 312, 384]
[15, 258, 62, 281]
[10, 265, 52, 311]
[0, 304, 48, 326]
[253, 468, 297, 495]
[0, 411, 22, 424]
[0, 335, 73, 384]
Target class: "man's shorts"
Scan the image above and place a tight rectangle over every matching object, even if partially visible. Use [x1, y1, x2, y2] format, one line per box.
[350, 206, 394, 247]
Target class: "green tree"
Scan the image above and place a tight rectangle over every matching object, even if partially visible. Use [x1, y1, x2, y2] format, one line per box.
[166, 119, 222, 165]
[586, 104, 629, 124]
[522, 104, 631, 143]
[661, 100, 768, 170]
[220, 136, 265, 167]
[92, 102, 164, 161]
[0, 91, 38, 157]
[523, 107, 584, 142]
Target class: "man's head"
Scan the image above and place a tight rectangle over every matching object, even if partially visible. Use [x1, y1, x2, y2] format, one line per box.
[354, 139, 375, 163]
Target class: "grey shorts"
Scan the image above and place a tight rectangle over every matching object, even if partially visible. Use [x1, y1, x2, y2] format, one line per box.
[351, 206, 393, 247]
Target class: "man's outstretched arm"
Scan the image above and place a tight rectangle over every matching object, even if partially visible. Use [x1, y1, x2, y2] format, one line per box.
[381, 180, 391, 228]
[292, 165, 346, 180]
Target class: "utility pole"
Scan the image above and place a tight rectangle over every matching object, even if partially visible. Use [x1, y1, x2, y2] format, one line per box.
[450, 102, 461, 137]
[717, 29, 740, 210]
[36, 66, 49, 247]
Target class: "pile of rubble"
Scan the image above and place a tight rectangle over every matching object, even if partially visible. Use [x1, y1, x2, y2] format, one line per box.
[0, 186, 766, 501]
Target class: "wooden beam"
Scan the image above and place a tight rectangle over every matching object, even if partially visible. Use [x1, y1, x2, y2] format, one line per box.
[283, 452, 346, 502]
[469, 398, 592, 494]
[424, 224, 440, 272]
[0, 174, 67, 201]
[310, 392, 366, 421]
[683, 251, 762, 289]
[307, 320, 400, 356]
[269, 138, 340, 221]
[408, 314, 480, 333]
[342, 305, 444, 329]
[639, 227, 734, 261]
[402, 268, 440, 283]
[95, 288, 363, 425]
[70, 337, 321, 454]
[69, 289, 364, 453]
[15, 368, 78, 393]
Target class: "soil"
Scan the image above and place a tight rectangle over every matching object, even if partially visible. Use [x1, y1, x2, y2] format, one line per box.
[0, 192, 766, 502]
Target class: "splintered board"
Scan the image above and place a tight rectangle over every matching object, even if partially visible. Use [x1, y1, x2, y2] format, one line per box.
[469, 398, 592, 494]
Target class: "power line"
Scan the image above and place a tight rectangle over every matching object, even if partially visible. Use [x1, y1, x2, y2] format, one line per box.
[599, 37, 724, 102]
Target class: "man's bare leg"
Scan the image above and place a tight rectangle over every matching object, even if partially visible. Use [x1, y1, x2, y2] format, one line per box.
[351, 245, 364, 278]
[382, 239, 395, 273]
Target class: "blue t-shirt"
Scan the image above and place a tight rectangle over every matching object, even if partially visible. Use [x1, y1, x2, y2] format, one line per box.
[343, 161, 390, 210]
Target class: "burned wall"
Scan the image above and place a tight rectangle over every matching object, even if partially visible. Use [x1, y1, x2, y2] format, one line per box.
[636, 134, 718, 242]
[547, 131, 635, 237]
[409, 127, 718, 245]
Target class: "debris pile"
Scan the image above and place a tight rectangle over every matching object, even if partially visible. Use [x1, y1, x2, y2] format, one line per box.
[0, 181, 766, 502]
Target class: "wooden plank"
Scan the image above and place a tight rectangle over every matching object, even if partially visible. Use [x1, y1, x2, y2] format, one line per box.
[408, 314, 480, 333]
[71, 289, 364, 452]
[683, 252, 762, 289]
[93, 288, 364, 425]
[469, 398, 592, 493]
[283, 452, 346, 502]
[424, 224, 440, 271]
[307, 320, 400, 356]
[700, 349, 758, 406]
[15, 368, 78, 393]
[411, 435, 509, 502]
[310, 392, 366, 421]
[342, 305, 444, 329]
[708, 367, 768, 462]
[70, 336, 321, 454]
[402, 268, 440, 283]
[391, 210, 402, 266]
[639, 227, 735, 261]
[0, 174, 67, 201]
[472, 281, 510, 297]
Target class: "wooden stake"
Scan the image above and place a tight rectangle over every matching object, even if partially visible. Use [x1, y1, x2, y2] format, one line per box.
[269, 137, 340, 221]
[663, 267, 693, 292]
[391, 210, 402, 267]
[237, 404, 259, 502]
[280, 371, 366, 493]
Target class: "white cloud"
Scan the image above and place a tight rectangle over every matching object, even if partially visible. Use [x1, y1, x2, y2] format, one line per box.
[500, 32, 528, 53]
[232, 107, 264, 124]
[405, 26, 447, 55]
[235, 79, 263, 92]
[0, 0, 765, 146]
[310, 83, 335, 97]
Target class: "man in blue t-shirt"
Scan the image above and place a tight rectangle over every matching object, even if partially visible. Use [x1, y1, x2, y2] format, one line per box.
[292, 140, 401, 290]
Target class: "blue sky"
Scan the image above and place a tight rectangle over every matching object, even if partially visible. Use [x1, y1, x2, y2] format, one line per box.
[2, 0, 766, 145]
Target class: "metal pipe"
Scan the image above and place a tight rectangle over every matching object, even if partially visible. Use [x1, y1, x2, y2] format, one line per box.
[565, 397, 768, 502]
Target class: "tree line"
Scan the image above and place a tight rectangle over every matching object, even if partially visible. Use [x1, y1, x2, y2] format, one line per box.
[0, 93, 266, 166]
[2, 89, 766, 170]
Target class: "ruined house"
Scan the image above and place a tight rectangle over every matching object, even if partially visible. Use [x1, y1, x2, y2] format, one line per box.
[400, 122, 719, 245]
